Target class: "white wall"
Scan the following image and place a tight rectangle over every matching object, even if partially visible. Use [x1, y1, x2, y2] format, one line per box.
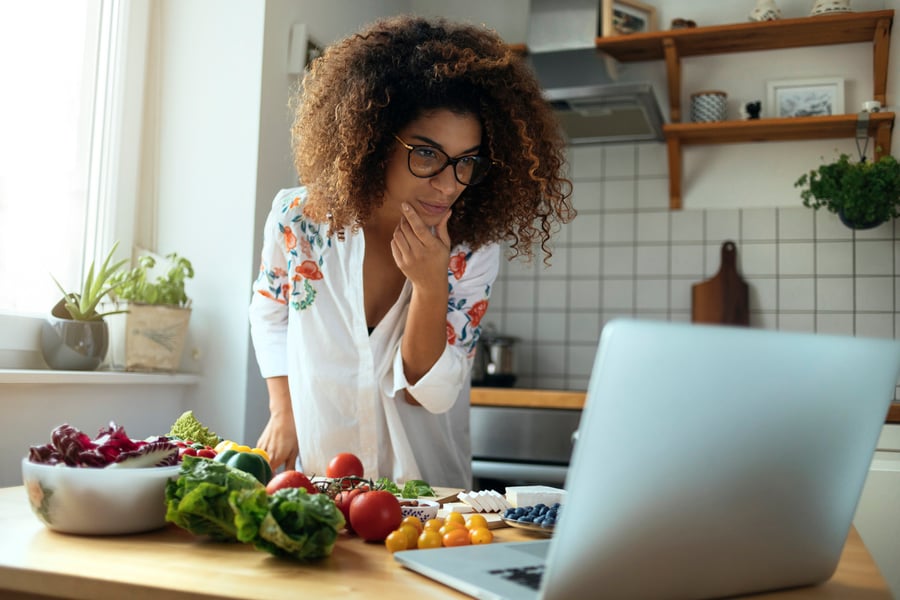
[138, 0, 267, 442]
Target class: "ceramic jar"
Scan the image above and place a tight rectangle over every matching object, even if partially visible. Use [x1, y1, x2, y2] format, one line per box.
[810, 0, 852, 15]
[40, 299, 109, 370]
[691, 91, 728, 123]
[749, 0, 783, 21]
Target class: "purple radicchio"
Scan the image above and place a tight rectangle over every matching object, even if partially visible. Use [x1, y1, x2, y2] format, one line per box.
[28, 422, 177, 468]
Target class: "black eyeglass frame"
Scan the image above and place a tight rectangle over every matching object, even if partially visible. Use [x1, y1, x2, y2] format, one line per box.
[393, 134, 493, 186]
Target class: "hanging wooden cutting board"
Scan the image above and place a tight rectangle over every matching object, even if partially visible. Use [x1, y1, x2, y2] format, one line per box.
[692, 241, 750, 326]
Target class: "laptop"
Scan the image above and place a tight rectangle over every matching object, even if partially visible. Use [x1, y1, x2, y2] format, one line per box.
[394, 319, 900, 599]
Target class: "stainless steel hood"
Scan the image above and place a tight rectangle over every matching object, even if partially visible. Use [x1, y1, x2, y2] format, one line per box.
[525, 0, 668, 143]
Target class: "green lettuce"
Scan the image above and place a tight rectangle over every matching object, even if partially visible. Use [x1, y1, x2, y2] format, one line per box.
[164, 454, 264, 541]
[231, 487, 345, 560]
[167, 455, 345, 560]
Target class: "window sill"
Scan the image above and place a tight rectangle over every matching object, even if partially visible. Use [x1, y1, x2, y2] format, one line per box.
[0, 369, 200, 386]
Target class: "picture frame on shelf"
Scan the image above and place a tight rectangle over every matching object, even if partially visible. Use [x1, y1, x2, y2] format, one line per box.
[598, 0, 658, 37]
[765, 77, 845, 118]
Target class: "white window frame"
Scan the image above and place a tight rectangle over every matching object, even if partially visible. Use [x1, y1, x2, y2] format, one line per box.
[0, 0, 151, 369]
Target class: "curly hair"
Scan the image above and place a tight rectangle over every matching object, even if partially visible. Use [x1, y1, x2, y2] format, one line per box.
[291, 15, 574, 262]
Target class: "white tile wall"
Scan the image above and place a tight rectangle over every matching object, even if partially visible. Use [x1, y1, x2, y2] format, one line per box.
[486, 143, 899, 391]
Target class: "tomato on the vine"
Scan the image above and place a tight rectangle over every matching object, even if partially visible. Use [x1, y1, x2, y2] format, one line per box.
[326, 452, 364, 479]
[349, 490, 402, 542]
[265, 470, 316, 495]
[334, 487, 366, 531]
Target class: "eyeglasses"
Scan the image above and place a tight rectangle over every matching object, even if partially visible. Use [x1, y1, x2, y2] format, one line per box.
[393, 134, 492, 186]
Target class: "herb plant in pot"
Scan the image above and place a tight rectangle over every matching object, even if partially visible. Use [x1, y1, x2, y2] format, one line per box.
[41, 243, 131, 371]
[795, 153, 900, 230]
[106, 251, 194, 372]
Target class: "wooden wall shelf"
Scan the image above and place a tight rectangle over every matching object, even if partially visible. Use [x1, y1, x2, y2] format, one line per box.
[594, 10, 895, 210]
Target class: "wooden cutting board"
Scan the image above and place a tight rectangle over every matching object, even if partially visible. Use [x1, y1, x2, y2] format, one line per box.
[692, 241, 750, 326]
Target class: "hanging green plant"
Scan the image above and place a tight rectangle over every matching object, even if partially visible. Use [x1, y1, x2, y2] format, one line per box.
[795, 153, 900, 230]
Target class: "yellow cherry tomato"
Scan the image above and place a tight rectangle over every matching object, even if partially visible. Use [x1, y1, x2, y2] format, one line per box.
[442, 528, 472, 547]
[398, 524, 420, 549]
[385, 530, 408, 553]
[469, 527, 494, 545]
[417, 529, 443, 549]
[423, 518, 444, 532]
[465, 514, 488, 530]
[445, 512, 466, 527]
[401, 516, 424, 534]
[439, 521, 465, 537]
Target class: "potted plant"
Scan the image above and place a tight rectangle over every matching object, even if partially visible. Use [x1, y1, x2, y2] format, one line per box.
[40, 242, 131, 371]
[795, 153, 900, 230]
[106, 250, 195, 372]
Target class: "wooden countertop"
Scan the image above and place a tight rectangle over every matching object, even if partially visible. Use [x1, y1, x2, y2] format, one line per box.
[471, 388, 900, 424]
[0, 486, 890, 599]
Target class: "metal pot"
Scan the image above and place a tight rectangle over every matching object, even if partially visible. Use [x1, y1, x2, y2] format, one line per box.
[472, 326, 518, 387]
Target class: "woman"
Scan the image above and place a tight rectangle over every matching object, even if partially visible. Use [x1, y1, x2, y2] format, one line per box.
[249, 15, 573, 488]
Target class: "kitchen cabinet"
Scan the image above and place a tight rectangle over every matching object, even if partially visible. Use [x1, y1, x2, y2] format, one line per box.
[471, 388, 900, 425]
[853, 425, 900, 598]
[592, 10, 895, 209]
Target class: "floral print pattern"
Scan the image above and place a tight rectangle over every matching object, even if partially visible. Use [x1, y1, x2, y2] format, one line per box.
[256, 192, 492, 357]
[446, 249, 491, 356]
[255, 193, 331, 311]
[25, 478, 53, 524]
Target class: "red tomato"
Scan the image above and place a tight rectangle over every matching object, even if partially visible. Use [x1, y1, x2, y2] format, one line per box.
[349, 490, 403, 542]
[334, 488, 366, 531]
[326, 452, 364, 479]
[265, 470, 317, 495]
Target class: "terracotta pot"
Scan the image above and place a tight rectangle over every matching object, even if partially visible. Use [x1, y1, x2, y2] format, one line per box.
[39, 299, 109, 371]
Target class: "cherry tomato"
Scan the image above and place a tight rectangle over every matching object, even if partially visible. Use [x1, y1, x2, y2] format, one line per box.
[417, 529, 443, 549]
[398, 523, 420, 549]
[349, 490, 402, 542]
[465, 514, 488, 530]
[442, 528, 471, 547]
[326, 452, 364, 479]
[439, 521, 465, 537]
[384, 530, 409, 553]
[469, 527, 494, 545]
[445, 512, 466, 527]
[401, 515, 424, 534]
[265, 470, 317, 495]
[423, 518, 444, 532]
[334, 487, 366, 531]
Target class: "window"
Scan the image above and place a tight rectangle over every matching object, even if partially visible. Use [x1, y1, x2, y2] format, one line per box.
[0, 0, 144, 317]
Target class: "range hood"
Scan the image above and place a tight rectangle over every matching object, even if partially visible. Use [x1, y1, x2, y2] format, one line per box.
[525, 0, 668, 143]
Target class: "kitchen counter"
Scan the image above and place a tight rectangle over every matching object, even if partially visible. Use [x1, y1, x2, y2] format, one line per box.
[471, 388, 900, 424]
[0, 486, 890, 599]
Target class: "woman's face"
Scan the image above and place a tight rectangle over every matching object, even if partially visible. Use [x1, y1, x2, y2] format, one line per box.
[380, 108, 483, 229]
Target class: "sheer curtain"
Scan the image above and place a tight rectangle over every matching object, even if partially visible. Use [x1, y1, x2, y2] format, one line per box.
[0, 0, 147, 317]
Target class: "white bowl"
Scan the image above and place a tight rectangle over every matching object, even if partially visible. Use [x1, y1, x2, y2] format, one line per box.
[399, 499, 440, 524]
[22, 458, 180, 535]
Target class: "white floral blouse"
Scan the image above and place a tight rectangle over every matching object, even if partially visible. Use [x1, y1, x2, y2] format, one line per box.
[249, 187, 500, 488]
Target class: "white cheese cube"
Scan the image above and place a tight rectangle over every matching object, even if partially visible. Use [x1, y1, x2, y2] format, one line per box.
[505, 485, 567, 508]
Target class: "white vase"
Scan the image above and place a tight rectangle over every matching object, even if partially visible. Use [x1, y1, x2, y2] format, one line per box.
[749, 0, 782, 21]
[810, 0, 852, 15]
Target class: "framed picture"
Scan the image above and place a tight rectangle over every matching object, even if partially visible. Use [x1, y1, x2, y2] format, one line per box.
[599, 0, 658, 37]
[765, 78, 845, 118]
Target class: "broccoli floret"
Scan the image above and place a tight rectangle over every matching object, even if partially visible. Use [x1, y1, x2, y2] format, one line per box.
[168, 410, 220, 447]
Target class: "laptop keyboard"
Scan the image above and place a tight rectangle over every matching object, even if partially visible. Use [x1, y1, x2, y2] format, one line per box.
[488, 565, 545, 590]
